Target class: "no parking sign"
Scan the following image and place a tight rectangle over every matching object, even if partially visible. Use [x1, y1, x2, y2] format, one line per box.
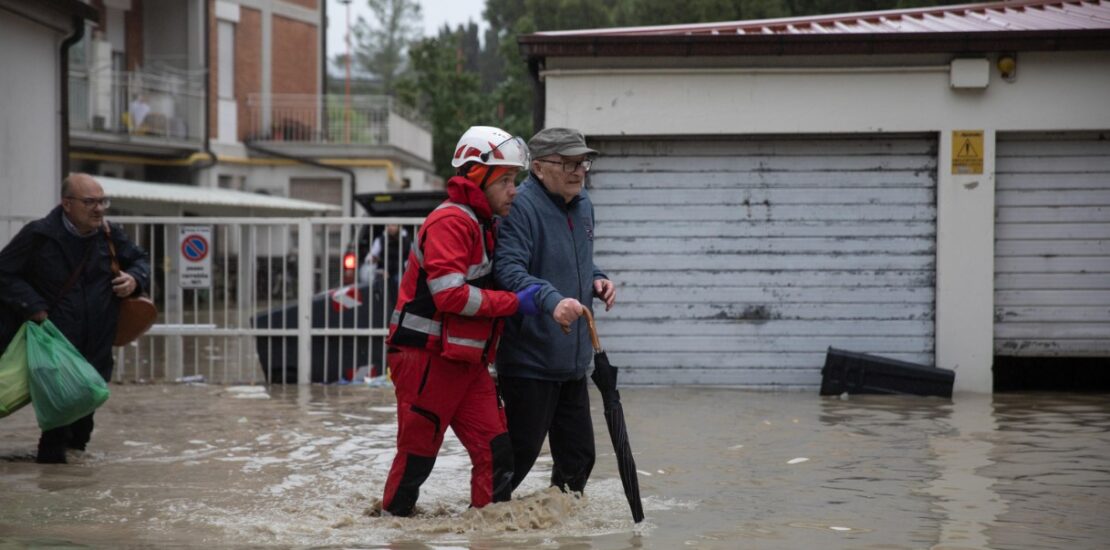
[179, 225, 212, 289]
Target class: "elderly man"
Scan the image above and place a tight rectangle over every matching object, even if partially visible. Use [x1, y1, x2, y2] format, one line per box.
[0, 173, 150, 464]
[494, 127, 616, 493]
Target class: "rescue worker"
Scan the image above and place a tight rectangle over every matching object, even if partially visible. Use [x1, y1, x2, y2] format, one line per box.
[381, 126, 541, 516]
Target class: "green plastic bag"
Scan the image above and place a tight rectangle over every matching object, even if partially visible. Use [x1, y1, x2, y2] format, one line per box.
[26, 320, 110, 431]
[0, 323, 31, 418]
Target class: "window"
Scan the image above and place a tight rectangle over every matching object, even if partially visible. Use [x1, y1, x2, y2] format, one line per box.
[217, 21, 235, 100]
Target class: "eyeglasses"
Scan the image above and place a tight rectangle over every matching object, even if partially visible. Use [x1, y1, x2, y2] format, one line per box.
[536, 158, 592, 173]
[65, 196, 111, 208]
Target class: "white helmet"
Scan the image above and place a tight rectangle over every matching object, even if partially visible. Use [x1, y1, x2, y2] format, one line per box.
[451, 126, 529, 169]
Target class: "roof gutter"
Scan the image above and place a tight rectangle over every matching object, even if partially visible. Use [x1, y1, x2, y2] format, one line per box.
[519, 29, 1110, 59]
[528, 56, 545, 134]
[191, 0, 217, 176]
[59, 14, 86, 180]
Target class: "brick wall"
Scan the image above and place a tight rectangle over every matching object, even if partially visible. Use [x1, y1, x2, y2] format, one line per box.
[272, 15, 318, 96]
[125, 0, 143, 70]
[235, 7, 262, 141]
[283, 0, 318, 10]
[205, 1, 319, 141]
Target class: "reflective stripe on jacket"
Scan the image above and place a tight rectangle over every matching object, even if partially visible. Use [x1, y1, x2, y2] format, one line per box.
[387, 177, 519, 365]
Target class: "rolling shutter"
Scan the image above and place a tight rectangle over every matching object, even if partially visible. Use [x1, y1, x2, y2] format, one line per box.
[589, 135, 937, 387]
[994, 132, 1110, 357]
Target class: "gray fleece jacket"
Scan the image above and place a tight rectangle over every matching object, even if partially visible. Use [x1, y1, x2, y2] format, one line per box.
[494, 173, 607, 381]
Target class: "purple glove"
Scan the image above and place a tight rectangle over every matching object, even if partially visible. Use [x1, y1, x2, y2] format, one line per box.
[515, 284, 542, 316]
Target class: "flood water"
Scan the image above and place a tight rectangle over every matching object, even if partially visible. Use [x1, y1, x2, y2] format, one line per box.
[1, 384, 1108, 549]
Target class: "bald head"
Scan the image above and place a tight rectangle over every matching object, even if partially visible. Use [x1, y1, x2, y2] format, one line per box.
[61, 173, 107, 234]
[62, 173, 102, 198]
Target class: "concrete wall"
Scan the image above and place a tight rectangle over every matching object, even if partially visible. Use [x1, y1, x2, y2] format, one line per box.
[541, 50, 1110, 393]
[388, 112, 433, 164]
[0, 9, 65, 241]
[542, 52, 1110, 136]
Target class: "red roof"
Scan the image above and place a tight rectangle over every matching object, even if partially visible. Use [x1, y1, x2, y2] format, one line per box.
[539, 0, 1110, 37]
[519, 0, 1110, 58]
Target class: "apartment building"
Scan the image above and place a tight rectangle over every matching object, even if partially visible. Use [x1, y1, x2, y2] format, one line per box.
[66, 0, 434, 217]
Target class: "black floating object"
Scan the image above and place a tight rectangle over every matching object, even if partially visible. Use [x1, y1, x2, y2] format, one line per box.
[820, 347, 954, 398]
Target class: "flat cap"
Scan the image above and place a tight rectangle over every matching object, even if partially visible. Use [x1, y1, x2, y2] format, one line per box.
[528, 127, 598, 159]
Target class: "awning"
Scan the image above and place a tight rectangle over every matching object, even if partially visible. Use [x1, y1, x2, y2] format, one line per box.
[99, 176, 341, 215]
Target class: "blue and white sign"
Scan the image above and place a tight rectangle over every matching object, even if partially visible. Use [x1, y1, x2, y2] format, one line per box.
[179, 225, 212, 289]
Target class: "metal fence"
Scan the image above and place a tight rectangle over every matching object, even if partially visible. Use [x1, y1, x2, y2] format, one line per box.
[245, 93, 429, 145]
[1, 216, 423, 385]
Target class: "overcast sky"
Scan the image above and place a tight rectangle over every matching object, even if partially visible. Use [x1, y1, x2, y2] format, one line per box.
[325, 0, 489, 66]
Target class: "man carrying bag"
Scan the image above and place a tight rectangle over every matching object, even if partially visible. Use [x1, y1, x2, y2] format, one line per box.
[0, 173, 150, 463]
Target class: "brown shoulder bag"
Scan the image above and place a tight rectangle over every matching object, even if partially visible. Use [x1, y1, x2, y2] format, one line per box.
[103, 222, 157, 346]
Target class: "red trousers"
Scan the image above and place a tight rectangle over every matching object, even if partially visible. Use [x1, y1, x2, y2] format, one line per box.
[381, 348, 513, 516]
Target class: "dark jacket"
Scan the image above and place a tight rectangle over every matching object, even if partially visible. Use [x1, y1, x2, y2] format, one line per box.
[494, 173, 608, 381]
[0, 206, 151, 378]
[373, 231, 412, 280]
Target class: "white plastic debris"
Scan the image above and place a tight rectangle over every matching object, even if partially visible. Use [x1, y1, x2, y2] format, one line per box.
[227, 386, 269, 399]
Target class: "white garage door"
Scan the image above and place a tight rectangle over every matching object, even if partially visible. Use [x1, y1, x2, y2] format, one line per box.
[994, 132, 1110, 357]
[589, 135, 937, 388]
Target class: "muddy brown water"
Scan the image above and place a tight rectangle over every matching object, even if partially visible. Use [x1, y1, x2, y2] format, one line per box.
[1, 384, 1108, 549]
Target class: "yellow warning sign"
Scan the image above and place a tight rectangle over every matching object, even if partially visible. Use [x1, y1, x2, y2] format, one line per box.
[952, 130, 984, 175]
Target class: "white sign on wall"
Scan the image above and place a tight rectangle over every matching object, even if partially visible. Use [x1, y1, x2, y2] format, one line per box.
[178, 225, 212, 289]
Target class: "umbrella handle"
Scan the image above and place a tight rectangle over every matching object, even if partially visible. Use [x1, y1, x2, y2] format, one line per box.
[583, 308, 603, 352]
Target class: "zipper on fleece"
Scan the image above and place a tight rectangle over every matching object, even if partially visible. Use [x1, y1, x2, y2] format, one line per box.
[568, 211, 582, 367]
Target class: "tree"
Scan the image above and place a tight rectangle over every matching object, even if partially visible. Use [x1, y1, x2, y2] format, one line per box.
[395, 33, 485, 179]
[344, 0, 423, 96]
[612, 0, 788, 26]
[478, 27, 504, 94]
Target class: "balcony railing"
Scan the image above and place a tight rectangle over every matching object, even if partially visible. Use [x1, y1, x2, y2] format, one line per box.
[245, 93, 431, 150]
[69, 67, 206, 144]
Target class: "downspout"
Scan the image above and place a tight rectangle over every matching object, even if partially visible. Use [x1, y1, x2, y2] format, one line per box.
[60, 16, 85, 179]
[190, 0, 218, 177]
[320, 1, 338, 207]
[321, 0, 328, 113]
[528, 56, 545, 133]
[242, 141, 356, 214]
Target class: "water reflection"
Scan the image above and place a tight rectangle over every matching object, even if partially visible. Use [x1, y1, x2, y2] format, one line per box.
[984, 394, 1110, 550]
[923, 395, 1004, 550]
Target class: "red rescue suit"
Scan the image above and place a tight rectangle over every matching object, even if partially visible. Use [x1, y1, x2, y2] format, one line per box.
[382, 176, 520, 516]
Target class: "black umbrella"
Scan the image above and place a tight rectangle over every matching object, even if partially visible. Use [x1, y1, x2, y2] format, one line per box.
[584, 309, 645, 523]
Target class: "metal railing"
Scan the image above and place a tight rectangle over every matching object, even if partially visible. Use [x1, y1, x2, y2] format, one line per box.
[1, 216, 423, 385]
[245, 93, 430, 146]
[68, 67, 206, 143]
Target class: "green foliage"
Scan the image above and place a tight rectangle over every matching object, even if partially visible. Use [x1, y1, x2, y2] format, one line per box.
[395, 34, 485, 179]
[344, 0, 423, 96]
[612, 0, 786, 26]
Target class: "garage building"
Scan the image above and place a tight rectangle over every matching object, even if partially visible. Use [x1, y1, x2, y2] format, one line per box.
[519, 0, 1110, 392]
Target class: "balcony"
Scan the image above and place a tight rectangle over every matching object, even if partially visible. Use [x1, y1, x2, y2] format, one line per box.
[69, 67, 206, 155]
[244, 94, 432, 163]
